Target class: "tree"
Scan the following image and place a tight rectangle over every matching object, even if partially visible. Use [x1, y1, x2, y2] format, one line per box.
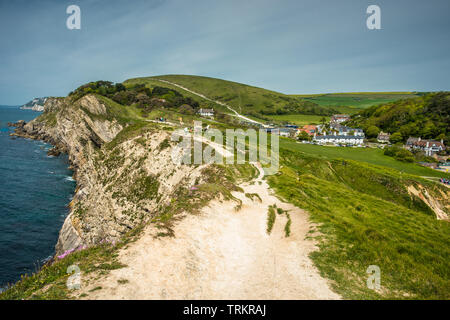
[366, 125, 380, 138]
[390, 132, 403, 144]
[435, 133, 445, 141]
[297, 131, 311, 141]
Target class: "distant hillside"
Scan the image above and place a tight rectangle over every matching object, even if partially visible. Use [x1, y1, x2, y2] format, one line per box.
[20, 97, 48, 111]
[347, 92, 450, 143]
[293, 92, 421, 114]
[124, 75, 338, 118]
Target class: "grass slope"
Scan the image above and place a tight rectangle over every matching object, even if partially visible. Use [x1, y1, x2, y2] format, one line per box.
[269, 147, 450, 299]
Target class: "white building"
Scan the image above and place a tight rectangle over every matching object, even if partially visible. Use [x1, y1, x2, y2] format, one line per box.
[271, 128, 293, 138]
[409, 138, 445, 156]
[197, 108, 214, 117]
[329, 123, 364, 137]
[330, 114, 350, 123]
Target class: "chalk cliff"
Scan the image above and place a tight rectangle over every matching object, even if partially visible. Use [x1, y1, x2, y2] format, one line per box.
[14, 94, 209, 255]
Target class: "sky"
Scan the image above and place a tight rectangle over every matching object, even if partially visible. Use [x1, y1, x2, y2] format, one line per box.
[0, 0, 449, 105]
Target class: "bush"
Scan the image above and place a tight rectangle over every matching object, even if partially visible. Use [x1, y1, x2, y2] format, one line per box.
[390, 132, 403, 144]
[179, 104, 194, 115]
[384, 146, 414, 162]
[366, 125, 380, 138]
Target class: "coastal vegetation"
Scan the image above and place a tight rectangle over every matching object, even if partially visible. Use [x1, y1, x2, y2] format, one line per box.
[69, 80, 203, 118]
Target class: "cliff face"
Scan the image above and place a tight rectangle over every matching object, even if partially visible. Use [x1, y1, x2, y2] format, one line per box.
[16, 94, 207, 255]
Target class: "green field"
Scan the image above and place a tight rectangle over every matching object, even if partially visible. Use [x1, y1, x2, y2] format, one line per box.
[267, 114, 329, 126]
[280, 139, 450, 179]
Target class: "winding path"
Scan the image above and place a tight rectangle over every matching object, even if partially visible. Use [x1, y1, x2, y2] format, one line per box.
[77, 162, 340, 300]
[154, 79, 266, 127]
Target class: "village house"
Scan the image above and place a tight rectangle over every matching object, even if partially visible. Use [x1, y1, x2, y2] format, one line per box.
[406, 137, 420, 148]
[377, 131, 391, 143]
[297, 125, 317, 136]
[329, 123, 364, 137]
[271, 127, 294, 138]
[197, 108, 214, 117]
[330, 114, 350, 123]
[265, 127, 296, 138]
[406, 137, 445, 156]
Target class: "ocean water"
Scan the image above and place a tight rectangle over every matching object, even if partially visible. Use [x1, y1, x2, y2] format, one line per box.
[0, 106, 76, 289]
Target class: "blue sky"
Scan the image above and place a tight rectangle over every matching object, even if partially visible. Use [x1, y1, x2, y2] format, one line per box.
[0, 0, 449, 105]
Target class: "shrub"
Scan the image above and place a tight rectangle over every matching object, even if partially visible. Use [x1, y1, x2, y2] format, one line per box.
[384, 145, 414, 162]
[267, 205, 276, 234]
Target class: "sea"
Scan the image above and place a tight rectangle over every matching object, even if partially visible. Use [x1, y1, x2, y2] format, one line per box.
[0, 106, 76, 290]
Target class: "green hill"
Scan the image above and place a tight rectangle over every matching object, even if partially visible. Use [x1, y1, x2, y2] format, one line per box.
[124, 75, 422, 125]
[125, 75, 338, 118]
[347, 92, 450, 143]
[293, 92, 421, 114]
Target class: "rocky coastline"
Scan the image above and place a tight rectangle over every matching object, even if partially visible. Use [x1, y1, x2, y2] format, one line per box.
[9, 94, 208, 257]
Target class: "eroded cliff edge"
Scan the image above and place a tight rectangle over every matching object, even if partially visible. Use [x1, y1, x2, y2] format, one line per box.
[12, 94, 215, 255]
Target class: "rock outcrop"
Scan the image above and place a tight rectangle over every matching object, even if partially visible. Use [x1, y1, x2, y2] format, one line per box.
[408, 184, 450, 220]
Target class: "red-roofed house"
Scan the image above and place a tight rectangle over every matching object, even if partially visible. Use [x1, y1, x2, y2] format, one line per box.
[297, 125, 317, 136]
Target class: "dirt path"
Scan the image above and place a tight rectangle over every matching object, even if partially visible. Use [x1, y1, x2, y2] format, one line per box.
[155, 79, 265, 126]
[79, 164, 340, 299]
